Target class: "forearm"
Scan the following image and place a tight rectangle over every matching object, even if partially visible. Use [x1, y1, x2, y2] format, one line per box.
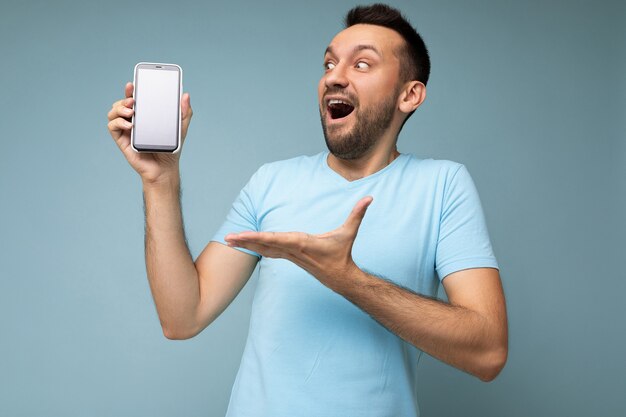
[325, 266, 504, 381]
[142, 175, 199, 339]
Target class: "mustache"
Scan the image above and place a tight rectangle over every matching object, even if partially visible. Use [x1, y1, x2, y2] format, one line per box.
[323, 88, 359, 106]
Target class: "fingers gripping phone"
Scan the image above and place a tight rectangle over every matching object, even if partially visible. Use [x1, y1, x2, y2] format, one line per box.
[131, 62, 183, 153]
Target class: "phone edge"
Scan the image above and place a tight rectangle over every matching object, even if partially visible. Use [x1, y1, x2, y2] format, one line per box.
[130, 62, 183, 154]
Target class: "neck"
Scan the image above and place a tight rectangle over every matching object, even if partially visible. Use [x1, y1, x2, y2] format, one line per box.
[327, 142, 401, 182]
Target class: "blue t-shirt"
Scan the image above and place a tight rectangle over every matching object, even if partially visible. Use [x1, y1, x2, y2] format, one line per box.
[211, 150, 499, 417]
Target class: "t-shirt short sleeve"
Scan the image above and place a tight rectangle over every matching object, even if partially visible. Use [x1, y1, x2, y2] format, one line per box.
[210, 165, 266, 258]
[435, 164, 499, 281]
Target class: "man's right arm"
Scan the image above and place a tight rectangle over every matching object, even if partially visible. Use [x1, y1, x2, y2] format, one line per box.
[143, 177, 258, 340]
[144, 178, 258, 339]
[107, 82, 258, 340]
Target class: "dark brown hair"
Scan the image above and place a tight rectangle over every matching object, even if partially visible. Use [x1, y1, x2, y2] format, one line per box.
[345, 4, 430, 86]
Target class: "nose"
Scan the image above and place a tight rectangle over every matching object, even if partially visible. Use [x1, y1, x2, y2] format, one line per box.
[324, 63, 349, 89]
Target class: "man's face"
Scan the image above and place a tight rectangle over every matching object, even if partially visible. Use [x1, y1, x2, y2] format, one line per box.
[318, 24, 405, 160]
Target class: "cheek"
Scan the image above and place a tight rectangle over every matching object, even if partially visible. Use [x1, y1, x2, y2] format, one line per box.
[317, 78, 325, 98]
[317, 81, 327, 111]
[359, 78, 396, 108]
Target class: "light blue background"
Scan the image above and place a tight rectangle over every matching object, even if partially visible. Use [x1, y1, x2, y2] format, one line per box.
[1, 0, 624, 415]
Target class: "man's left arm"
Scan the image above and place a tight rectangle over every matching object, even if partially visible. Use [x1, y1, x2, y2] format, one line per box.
[224, 196, 508, 382]
[325, 264, 508, 382]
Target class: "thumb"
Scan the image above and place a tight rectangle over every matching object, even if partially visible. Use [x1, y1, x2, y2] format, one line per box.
[181, 92, 192, 119]
[343, 196, 373, 236]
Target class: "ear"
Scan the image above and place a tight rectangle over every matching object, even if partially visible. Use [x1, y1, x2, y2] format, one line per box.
[398, 81, 426, 115]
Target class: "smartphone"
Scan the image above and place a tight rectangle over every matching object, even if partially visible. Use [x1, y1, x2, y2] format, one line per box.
[131, 62, 183, 153]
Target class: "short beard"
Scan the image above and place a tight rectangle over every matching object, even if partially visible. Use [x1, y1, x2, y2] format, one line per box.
[320, 92, 397, 160]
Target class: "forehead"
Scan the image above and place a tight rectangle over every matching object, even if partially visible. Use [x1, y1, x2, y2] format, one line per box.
[326, 24, 405, 57]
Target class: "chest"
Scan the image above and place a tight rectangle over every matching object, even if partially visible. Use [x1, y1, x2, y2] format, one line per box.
[257, 176, 442, 291]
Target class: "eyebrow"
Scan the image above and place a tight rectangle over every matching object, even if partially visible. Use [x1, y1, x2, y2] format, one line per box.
[324, 44, 382, 58]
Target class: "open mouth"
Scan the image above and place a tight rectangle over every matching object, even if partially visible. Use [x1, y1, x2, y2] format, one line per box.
[327, 99, 355, 120]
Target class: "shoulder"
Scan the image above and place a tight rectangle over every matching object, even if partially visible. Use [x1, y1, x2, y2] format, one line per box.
[393, 155, 473, 204]
[259, 152, 323, 172]
[412, 154, 462, 170]
[252, 152, 324, 182]
[401, 154, 465, 180]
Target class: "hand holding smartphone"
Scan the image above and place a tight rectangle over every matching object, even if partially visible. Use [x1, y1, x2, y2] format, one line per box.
[131, 62, 183, 153]
[106, 63, 192, 184]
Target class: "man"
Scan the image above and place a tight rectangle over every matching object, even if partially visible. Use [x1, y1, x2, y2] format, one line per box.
[107, 4, 507, 416]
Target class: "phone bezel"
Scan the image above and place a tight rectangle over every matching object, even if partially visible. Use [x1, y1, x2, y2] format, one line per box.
[130, 62, 183, 154]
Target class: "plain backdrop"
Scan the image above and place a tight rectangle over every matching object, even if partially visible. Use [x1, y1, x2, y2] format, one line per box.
[1, 0, 624, 416]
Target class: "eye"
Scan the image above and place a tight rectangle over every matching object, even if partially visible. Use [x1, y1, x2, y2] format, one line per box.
[324, 61, 336, 70]
[355, 61, 370, 69]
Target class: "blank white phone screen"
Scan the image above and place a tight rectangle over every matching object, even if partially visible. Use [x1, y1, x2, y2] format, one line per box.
[134, 68, 179, 148]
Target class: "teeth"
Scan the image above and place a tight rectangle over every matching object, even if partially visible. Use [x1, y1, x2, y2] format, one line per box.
[329, 99, 349, 105]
